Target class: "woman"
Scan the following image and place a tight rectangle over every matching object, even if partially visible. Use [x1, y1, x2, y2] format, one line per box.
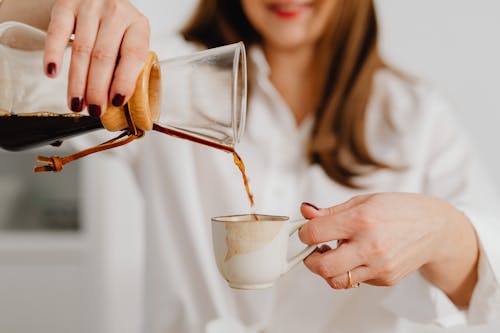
[1, 0, 499, 332]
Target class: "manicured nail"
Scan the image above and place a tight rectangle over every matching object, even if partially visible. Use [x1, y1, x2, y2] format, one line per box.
[70, 97, 83, 112]
[318, 245, 331, 254]
[302, 202, 319, 210]
[88, 104, 101, 118]
[47, 62, 56, 75]
[112, 94, 125, 107]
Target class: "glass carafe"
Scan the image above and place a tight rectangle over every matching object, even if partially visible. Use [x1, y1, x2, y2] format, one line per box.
[0, 21, 247, 171]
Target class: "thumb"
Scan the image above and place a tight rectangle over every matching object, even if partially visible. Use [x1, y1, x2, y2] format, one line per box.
[300, 202, 330, 219]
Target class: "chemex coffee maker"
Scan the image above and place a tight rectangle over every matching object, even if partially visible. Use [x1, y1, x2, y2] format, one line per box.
[0, 21, 247, 172]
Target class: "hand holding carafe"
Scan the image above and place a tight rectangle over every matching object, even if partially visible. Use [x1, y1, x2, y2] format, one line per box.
[0, 0, 150, 113]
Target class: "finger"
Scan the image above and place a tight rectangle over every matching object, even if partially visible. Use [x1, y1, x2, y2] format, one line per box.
[323, 195, 371, 215]
[300, 195, 371, 220]
[301, 202, 321, 219]
[109, 17, 150, 108]
[67, 11, 100, 112]
[298, 209, 357, 245]
[326, 265, 372, 290]
[44, 2, 75, 78]
[304, 242, 364, 278]
[85, 18, 126, 117]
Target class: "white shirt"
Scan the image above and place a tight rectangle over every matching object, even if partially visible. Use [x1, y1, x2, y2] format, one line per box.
[3, 23, 500, 333]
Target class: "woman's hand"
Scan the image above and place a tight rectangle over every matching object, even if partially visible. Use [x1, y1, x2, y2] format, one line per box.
[299, 193, 479, 307]
[44, 0, 150, 117]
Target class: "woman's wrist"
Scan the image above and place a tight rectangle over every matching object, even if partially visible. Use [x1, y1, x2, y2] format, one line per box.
[420, 202, 479, 307]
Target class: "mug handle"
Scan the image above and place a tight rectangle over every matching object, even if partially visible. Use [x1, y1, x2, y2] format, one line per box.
[285, 219, 316, 273]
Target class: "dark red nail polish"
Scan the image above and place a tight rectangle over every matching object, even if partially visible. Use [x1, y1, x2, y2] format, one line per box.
[318, 245, 330, 254]
[302, 202, 319, 210]
[112, 94, 125, 107]
[70, 97, 83, 112]
[88, 104, 101, 118]
[47, 62, 56, 75]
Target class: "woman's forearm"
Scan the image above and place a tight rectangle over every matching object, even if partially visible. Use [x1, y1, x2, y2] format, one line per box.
[0, 0, 54, 30]
[420, 208, 479, 308]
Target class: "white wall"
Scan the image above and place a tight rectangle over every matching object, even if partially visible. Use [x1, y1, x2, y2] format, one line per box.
[376, 0, 500, 188]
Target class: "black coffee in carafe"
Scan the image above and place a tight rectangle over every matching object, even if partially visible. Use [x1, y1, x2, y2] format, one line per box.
[0, 112, 104, 151]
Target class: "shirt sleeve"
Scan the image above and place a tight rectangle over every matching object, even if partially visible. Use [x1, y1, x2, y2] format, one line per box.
[381, 88, 500, 327]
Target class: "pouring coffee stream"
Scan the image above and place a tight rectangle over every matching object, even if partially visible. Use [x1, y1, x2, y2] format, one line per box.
[153, 123, 255, 207]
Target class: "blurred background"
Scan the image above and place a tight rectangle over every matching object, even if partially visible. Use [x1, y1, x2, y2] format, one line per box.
[0, 0, 499, 332]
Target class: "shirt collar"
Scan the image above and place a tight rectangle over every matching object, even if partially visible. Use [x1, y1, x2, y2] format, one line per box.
[248, 45, 270, 77]
[246, 44, 314, 143]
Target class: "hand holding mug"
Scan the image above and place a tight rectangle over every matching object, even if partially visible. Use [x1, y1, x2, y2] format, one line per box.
[299, 193, 478, 307]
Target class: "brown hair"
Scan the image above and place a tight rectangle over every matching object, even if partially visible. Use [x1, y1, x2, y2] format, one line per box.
[182, 0, 390, 188]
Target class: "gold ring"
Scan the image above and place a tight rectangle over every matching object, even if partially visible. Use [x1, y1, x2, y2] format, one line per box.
[347, 270, 360, 289]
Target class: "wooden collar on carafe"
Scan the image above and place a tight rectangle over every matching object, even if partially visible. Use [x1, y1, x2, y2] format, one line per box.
[34, 52, 161, 173]
[101, 51, 161, 133]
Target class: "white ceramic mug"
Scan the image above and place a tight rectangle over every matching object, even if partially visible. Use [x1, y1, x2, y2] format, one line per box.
[211, 214, 316, 290]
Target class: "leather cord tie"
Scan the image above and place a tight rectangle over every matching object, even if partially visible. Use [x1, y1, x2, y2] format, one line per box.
[34, 129, 144, 173]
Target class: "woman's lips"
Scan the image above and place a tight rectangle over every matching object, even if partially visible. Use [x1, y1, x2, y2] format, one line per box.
[268, 2, 313, 19]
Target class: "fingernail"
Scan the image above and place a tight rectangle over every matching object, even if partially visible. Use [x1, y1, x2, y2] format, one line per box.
[88, 104, 101, 118]
[302, 202, 319, 210]
[318, 245, 330, 254]
[71, 97, 83, 112]
[112, 94, 125, 107]
[47, 62, 56, 75]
